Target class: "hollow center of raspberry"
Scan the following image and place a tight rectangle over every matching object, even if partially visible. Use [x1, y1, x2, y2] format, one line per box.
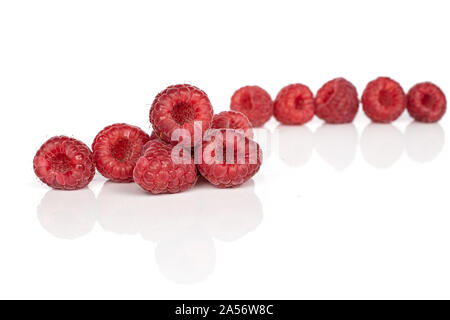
[171, 102, 195, 125]
[378, 90, 394, 107]
[294, 96, 305, 110]
[111, 138, 132, 162]
[421, 94, 434, 109]
[51, 153, 72, 173]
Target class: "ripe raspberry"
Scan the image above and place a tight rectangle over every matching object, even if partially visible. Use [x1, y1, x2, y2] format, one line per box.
[133, 140, 198, 194]
[362, 77, 406, 123]
[92, 123, 150, 182]
[274, 84, 315, 125]
[230, 86, 273, 127]
[315, 78, 359, 124]
[33, 136, 95, 190]
[197, 129, 262, 188]
[212, 111, 254, 139]
[406, 82, 446, 123]
[141, 131, 162, 155]
[150, 84, 214, 147]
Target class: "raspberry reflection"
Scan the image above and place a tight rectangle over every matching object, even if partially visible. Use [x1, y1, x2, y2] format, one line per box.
[315, 124, 358, 170]
[96, 178, 263, 283]
[405, 122, 445, 163]
[361, 123, 404, 168]
[37, 188, 97, 239]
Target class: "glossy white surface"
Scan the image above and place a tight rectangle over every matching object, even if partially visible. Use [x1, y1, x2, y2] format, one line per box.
[1, 0, 449, 299]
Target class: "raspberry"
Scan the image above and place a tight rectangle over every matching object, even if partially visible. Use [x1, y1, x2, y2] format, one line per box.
[133, 140, 198, 194]
[406, 82, 446, 123]
[212, 111, 254, 139]
[33, 136, 95, 190]
[197, 129, 262, 188]
[141, 131, 162, 155]
[92, 123, 150, 182]
[274, 84, 315, 125]
[230, 86, 273, 127]
[315, 78, 359, 124]
[362, 77, 406, 123]
[150, 84, 214, 147]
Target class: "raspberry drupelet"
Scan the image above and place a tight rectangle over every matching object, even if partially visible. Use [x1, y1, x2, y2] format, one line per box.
[92, 123, 150, 182]
[33, 136, 96, 190]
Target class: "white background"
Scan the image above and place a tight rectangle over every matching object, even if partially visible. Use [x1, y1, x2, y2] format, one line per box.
[1, 0, 449, 299]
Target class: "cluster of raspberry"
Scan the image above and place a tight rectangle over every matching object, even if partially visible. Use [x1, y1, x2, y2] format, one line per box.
[235, 77, 446, 126]
[33, 79, 446, 194]
[33, 84, 263, 193]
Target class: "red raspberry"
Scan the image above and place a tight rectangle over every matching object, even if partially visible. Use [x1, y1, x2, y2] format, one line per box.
[133, 140, 198, 194]
[141, 131, 163, 155]
[150, 84, 214, 147]
[362, 77, 406, 123]
[92, 123, 150, 182]
[315, 78, 359, 124]
[406, 82, 446, 123]
[197, 129, 262, 188]
[274, 84, 315, 125]
[33, 136, 95, 190]
[212, 111, 254, 139]
[230, 86, 273, 127]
